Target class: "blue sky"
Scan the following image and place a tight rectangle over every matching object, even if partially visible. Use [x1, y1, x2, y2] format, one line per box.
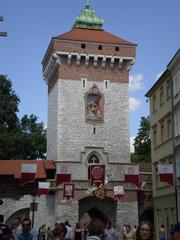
[0, 0, 180, 152]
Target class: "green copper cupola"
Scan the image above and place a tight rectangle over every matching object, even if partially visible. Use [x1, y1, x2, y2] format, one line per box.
[72, 0, 104, 30]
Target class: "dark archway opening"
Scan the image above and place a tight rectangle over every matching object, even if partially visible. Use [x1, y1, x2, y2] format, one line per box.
[139, 207, 154, 226]
[87, 207, 108, 224]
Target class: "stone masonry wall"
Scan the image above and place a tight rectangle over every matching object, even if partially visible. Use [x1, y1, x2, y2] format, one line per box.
[47, 79, 130, 175]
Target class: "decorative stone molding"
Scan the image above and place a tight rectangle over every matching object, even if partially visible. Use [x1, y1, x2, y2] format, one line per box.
[43, 51, 135, 83]
[43, 53, 60, 83]
[126, 58, 136, 71]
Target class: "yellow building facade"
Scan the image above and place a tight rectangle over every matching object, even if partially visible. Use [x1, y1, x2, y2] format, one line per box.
[146, 49, 180, 239]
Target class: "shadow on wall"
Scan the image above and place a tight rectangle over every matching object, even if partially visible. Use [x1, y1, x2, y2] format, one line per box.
[6, 208, 30, 226]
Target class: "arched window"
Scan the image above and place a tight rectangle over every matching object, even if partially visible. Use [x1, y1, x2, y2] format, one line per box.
[88, 154, 99, 179]
[88, 154, 99, 164]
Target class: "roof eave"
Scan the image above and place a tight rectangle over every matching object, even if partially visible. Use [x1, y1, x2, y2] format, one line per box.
[145, 69, 169, 97]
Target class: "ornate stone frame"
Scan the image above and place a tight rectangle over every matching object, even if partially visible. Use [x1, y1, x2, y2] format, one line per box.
[84, 84, 104, 123]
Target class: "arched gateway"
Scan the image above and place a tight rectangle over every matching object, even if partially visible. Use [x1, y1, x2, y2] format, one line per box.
[79, 196, 116, 224]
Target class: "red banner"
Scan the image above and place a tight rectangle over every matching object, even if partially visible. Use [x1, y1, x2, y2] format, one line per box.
[21, 164, 37, 185]
[56, 165, 71, 186]
[90, 165, 105, 187]
[158, 164, 173, 185]
[38, 182, 50, 197]
[63, 183, 74, 200]
[114, 186, 124, 200]
[124, 165, 139, 187]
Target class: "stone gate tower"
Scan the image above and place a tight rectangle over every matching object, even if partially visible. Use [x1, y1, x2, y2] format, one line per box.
[42, 1, 137, 228]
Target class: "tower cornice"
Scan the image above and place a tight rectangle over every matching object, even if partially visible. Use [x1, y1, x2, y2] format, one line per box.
[43, 51, 135, 83]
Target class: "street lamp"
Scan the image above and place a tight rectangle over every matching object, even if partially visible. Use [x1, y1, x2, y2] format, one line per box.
[31, 195, 37, 228]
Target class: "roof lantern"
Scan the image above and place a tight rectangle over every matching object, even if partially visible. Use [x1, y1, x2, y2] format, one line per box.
[72, 0, 104, 30]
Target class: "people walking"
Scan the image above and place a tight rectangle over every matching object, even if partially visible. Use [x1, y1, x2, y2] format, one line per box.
[0, 214, 13, 240]
[64, 222, 72, 240]
[136, 221, 153, 240]
[104, 221, 116, 240]
[82, 224, 88, 240]
[15, 218, 38, 240]
[52, 223, 67, 240]
[87, 218, 104, 240]
[159, 225, 166, 240]
[74, 223, 82, 240]
[172, 223, 180, 240]
[123, 225, 134, 240]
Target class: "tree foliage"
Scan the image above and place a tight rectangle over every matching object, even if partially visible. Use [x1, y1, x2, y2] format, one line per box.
[131, 116, 151, 163]
[0, 75, 47, 160]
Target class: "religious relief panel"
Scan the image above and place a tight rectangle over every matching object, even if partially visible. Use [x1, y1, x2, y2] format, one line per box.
[85, 84, 104, 122]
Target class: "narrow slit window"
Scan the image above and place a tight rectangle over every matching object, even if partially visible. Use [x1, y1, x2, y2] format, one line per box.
[83, 79, 86, 88]
[81, 78, 87, 88]
[104, 80, 109, 90]
[93, 127, 96, 134]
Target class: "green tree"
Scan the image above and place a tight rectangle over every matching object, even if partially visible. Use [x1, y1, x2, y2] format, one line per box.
[131, 116, 151, 163]
[0, 75, 22, 159]
[20, 114, 47, 159]
[0, 75, 47, 159]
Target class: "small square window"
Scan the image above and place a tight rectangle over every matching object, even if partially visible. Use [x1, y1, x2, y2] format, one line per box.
[98, 45, 102, 50]
[115, 47, 119, 51]
[81, 44, 86, 49]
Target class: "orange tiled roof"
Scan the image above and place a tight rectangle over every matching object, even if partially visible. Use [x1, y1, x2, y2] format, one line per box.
[0, 160, 55, 179]
[43, 160, 56, 170]
[55, 28, 136, 46]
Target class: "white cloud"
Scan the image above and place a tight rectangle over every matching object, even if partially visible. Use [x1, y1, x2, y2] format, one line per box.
[129, 74, 144, 91]
[130, 136, 135, 153]
[129, 97, 142, 112]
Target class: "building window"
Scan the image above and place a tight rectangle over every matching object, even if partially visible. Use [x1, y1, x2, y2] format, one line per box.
[93, 127, 96, 134]
[153, 128, 157, 148]
[167, 119, 172, 139]
[152, 94, 157, 112]
[176, 152, 180, 179]
[115, 47, 119, 51]
[104, 80, 110, 90]
[173, 69, 180, 96]
[98, 45, 102, 50]
[81, 78, 87, 88]
[166, 80, 171, 99]
[154, 164, 158, 188]
[88, 154, 99, 164]
[160, 123, 165, 143]
[174, 108, 180, 137]
[160, 86, 164, 106]
[81, 43, 86, 49]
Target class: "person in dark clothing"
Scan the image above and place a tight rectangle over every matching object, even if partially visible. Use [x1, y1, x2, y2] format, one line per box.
[0, 214, 13, 240]
[74, 223, 82, 240]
